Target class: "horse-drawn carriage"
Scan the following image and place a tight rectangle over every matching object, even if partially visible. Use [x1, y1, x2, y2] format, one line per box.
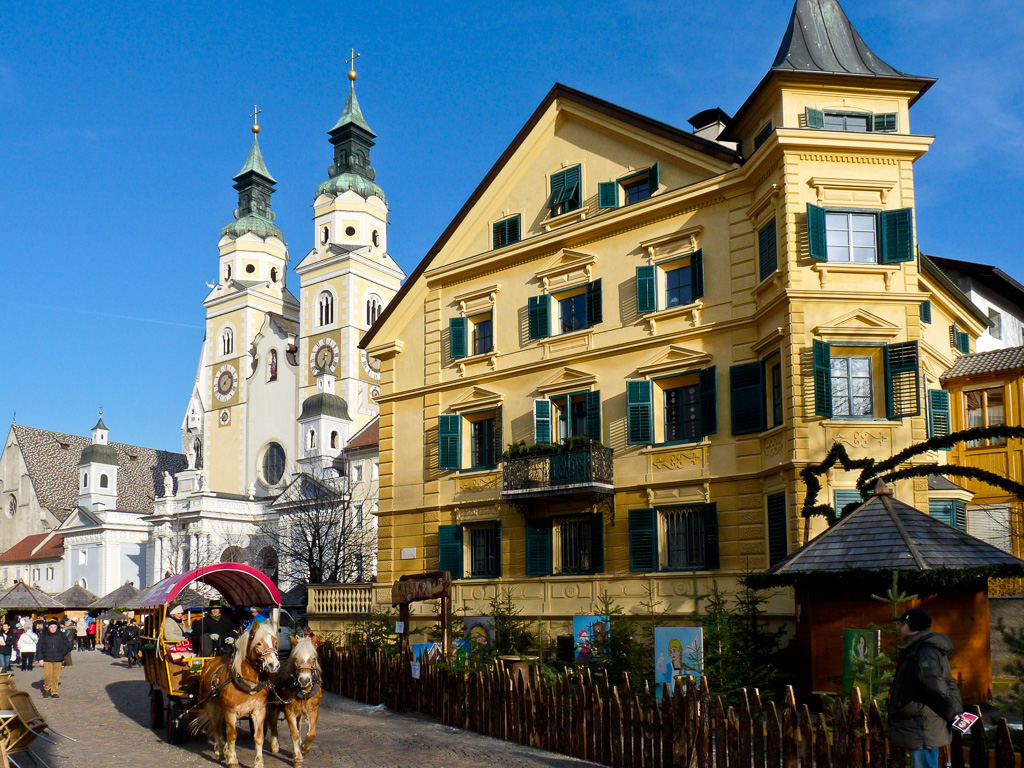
[138, 563, 322, 767]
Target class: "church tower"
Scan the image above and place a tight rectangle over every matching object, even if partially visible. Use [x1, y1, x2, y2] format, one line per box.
[198, 114, 300, 497]
[78, 414, 119, 511]
[296, 56, 405, 439]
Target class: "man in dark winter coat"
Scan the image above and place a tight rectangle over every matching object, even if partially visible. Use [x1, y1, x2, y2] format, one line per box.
[37, 620, 72, 698]
[888, 609, 962, 768]
[190, 603, 237, 657]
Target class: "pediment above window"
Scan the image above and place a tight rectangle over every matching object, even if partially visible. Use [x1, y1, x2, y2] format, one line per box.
[448, 386, 505, 413]
[639, 225, 703, 264]
[536, 249, 596, 292]
[536, 366, 599, 397]
[814, 309, 901, 342]
[636, 345, 712, 377]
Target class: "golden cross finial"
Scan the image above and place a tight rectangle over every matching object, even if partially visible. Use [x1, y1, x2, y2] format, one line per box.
[250, 104, 262, 134]
[347, 49, 360, 83]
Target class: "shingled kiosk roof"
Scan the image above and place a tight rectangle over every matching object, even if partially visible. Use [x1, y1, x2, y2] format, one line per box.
[92, 581, 140, 610]
[54, 584, 97, 609]
[0, 581, 63, 611]
[941, 345, 1024, 381]
[749, 482, 1024, 590]
[10, 425, 186, 521]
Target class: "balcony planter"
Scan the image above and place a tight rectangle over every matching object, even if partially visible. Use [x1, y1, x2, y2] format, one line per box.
[502, 439, 613, 497]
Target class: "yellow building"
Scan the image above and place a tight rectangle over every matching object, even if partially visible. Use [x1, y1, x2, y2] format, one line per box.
[360, 0, 990, 634]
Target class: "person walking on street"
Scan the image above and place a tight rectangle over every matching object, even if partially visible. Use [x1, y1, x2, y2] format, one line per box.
[0, 622, 13, 673]
[75, 618, 86, 651]
[85, 616, 96, 650]
[109, 621, 123, 658]
[62, 619, 75, 667]
[888, 608, 963, 768]
[38, 620, 72, 698]
[17, 624, 37, 671]
[124, 619, 141, 668]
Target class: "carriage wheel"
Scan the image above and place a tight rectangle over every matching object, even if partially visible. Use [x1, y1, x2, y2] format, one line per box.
[150, 689, 165, 729]
[167, 699, 187, 744]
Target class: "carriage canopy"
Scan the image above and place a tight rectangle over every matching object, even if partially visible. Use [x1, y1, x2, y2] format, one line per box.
[138, 563, 281, 609]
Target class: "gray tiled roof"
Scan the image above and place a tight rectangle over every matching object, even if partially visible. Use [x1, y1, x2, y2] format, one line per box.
[92, 582, 140, 609]
[765, 492, 1024, 576]
[11, 425, 186, 521]
[941, 345, 1024, 381]
[0, 582, 63, 610]
[54, 584, 97, 608]
[927, 474, 966, 492]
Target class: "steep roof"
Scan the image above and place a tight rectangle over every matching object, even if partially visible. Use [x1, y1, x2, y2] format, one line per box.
[0, 533, 64, 563]
[752, 485, 1024, 589]
[10, 425, 186, 521]
[54, 583, 97, 608]
[235, 135, 276, 184]
[92, 581, 140, 609]
[360, 82, 738, 351]
[928, 255, 1024, 313]
[941, 345, 1024, 381]
[330, 85, 374, 136]
[0, 582, 63, 610]
[346, 417, 379, 450]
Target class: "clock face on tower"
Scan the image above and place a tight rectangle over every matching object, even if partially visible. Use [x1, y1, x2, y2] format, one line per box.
[214, 364, 238, 402]
[361, 349, 381, 381]
[309, 337, 340, 374]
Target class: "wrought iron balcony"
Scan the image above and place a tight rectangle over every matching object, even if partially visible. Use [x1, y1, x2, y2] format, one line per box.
[502, 443, 614, 500]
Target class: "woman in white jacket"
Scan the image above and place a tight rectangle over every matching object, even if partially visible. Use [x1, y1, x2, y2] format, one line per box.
[17, 626, 37, 671]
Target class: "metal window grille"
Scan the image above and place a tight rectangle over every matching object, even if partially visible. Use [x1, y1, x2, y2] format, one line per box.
[664, 508, 705, 569]
[560, 519, 593, 574]
[665, 384, 701, 442]
[471, 419, 496, 468]
[469, 526, 499, 578]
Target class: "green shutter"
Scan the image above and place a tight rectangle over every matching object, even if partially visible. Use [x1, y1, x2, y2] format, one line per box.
[494, 521, 503, 577]
[648, 162, 660, 193]
[703, 503, 720, 570]
[766, 493, 787, 566]
[691, 249, 704, 300]
[957, 330, 970, 354]
[598, 182, 618, 209]
[805, 107, 825, 129]
[438, 524, 463, 579]
[730, 361, 766, 435]
[807, 204, 827, 261]
[438, 414, 461, 471]
[813, 339, 833, 417]
[493, 216, 520, 248]
[699, 367, 718, 437]
[534, 399, 552, 445]
[881, 208, 914, 263]
[449, 317, 467, 359]
[586, 279, 603, 326]
[873, 113, 897, 132]
[590, 515, 605, 573]
[559, 165, 581, 207]
[636, 266, 656, 313]
[833, 489, 864, 518]
[525, 518, 552, 576]
[954, 501, 968, 532]
[547, 169, 566, 210]
[585, 390, 602, 442]
[754, 122, 772, 150]
[885, 341, 920, 418]
[493, 406, 503, 466]
[627, 380, 653, 445]
[528, 294, 550, 339]
[928, 389, 951, 441]
[629, 509, 658, 572]
[928, 500, 954, 528]
[758, 219, 778, 280]
[920, 300, 932, 324]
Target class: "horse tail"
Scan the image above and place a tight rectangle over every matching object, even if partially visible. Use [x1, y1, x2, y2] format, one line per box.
[189, 712, 211, 738]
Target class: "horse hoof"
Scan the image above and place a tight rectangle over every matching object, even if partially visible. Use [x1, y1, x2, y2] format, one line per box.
[270, 739, 279, 754]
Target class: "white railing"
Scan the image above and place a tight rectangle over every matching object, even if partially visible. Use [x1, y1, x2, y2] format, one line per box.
[307, 584, 375, 615]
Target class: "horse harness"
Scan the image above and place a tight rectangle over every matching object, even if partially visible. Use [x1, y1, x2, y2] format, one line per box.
[199, 630, 276, 704]
[271, 663, 321, 705]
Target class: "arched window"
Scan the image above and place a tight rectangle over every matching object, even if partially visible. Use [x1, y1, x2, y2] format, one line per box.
[257, 546, 279, 584]
[270, 267, 278, 283]
[308, 429, 317, 450]
[225, 263, 232, 281]
[318, 291, 334, 326]
[268, 349, 278, 382]
[261, 442, 286, 486]
[82, 473, 88, 488]
[366, 296, 383, 327]
[99, 474, 109, 489]
[331, 431, 339, 449]
[78, 578, 87, 589]
[6, 497, 15, 518]
[220, 546, 247, 564]
[222, 327, 234, 356]
[194, 437, 203, 469]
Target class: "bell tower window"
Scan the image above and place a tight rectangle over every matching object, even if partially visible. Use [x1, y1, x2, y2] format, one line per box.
[225, 264, 232, 281]
[82, 474, 88, 488]
[318, 291, 334, 326]
[100, 474, 109, 489]
[221, 328, 234, 356]
[271, 267, 278, 283]
[366, 296, 382, 327]
[320, 225, 330, 245]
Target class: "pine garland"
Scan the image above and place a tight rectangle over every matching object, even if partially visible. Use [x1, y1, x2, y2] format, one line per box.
[799, 425, 1024, 526]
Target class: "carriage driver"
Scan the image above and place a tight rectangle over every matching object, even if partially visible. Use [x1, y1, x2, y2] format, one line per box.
[191, 601, 237, 656]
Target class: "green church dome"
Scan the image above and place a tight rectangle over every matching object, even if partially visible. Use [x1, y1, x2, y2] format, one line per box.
[300, 393, 351, 422]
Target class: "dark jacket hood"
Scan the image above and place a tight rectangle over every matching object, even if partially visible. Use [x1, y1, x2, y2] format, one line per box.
[902, 630, 954, 656]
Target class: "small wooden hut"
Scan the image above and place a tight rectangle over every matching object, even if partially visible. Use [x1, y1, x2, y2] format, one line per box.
[750, 482, 1024, 703]
[92, 581, 139, 611]
[0, 582, 64, 620]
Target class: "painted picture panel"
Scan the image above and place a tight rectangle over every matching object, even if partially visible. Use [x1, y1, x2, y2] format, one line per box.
[654, 627, 703, 696]
[573, 615, 610, 663]
[464, 616, 495, 647]
[842, 628, 880, 697]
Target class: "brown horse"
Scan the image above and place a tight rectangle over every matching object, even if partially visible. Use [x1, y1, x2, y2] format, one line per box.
[267, 634, 323, 766]
[199, 622, 280, 768]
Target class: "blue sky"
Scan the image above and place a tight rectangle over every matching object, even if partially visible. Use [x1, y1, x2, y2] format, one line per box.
[2, 0, 1022, 452]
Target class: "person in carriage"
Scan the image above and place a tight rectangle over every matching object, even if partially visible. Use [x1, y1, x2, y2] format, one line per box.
[190, 601, 237, 657]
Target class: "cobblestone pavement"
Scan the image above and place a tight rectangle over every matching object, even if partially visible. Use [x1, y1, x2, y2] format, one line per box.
[22, 649, 601, 768]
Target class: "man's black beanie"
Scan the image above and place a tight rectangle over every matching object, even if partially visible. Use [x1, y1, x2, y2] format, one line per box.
[898, 608, 932, 632]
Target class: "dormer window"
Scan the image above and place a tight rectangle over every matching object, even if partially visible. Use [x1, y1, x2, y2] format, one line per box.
[805, 108, 897, 133]
[598, 164, 660, 210]
[546, 165, 581, 217]
[492, 215, 521, 249]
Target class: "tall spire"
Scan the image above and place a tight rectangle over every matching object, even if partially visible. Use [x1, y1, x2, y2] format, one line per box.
[222, 107, 284, 240]
[317, 51, 386, 201]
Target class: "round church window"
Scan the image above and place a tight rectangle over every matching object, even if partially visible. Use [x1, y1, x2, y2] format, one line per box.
[345, 226, 356, 237]
[261, 443, 286, 486]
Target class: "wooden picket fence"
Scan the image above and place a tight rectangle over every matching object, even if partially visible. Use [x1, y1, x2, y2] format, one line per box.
[317, 645, 1018, 768]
